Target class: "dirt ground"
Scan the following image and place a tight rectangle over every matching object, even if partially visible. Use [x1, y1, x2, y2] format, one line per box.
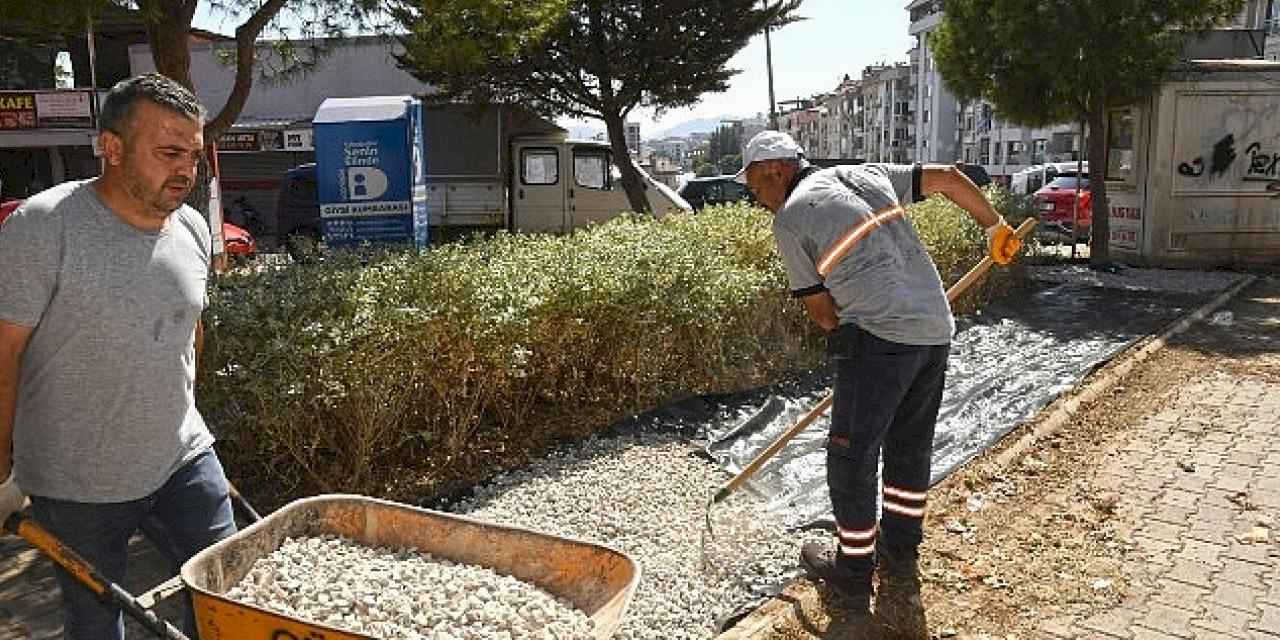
[767, 296, 1272, 639]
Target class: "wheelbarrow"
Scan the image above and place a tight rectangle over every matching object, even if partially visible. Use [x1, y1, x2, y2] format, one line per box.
[6, 493, 641, 639]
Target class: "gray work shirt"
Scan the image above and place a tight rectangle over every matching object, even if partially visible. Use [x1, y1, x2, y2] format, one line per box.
[771, 164, 954, 346]
[0, 180, 214, 503]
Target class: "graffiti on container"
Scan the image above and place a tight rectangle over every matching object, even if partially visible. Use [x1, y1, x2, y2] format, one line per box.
[1178, 158, 1204, 177]
[1244, 142, 1279, 181]
[1178, 134, 1239, 179]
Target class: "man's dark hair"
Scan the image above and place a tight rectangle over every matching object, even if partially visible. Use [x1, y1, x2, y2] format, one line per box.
[99, 73, 206, 135]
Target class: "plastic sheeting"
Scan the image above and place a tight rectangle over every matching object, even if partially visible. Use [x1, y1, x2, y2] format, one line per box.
[700, 281, 1206, 529]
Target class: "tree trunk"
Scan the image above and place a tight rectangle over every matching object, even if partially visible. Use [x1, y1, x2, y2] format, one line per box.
[1086, 98, 1110, 266]
[141, 0, 196, 89]
[602, 112, 650, 213]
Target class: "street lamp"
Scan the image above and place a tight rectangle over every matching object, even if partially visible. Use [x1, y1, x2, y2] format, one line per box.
[764, 1, 778, 130]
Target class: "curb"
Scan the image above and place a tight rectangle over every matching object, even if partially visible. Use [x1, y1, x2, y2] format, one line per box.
[712, 273, 1259, 640]
[992, 273, 1257, 469]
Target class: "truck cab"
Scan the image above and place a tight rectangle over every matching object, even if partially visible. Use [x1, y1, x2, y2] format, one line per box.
[511, 137, 689, 233]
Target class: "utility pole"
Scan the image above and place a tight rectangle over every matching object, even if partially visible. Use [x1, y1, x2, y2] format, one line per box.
[764, 1, 778, 130]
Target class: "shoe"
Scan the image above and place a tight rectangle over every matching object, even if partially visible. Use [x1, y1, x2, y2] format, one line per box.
[800, 541, 871, 600]
[873, 548, 928, 640]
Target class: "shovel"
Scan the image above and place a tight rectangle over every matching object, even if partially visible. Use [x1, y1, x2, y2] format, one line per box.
[702, 217, 1037, 547]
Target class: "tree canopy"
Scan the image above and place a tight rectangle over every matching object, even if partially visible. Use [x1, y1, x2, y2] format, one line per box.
[0, 0, 384, 136]
[391, 0, 801, 212]
[931, 0, 1246, 263]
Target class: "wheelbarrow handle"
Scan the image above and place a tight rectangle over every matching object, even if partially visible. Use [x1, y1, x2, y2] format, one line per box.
[229, 483, 262, 524]
[3, 512, 192, 640]
[709, 218, 1037, 505]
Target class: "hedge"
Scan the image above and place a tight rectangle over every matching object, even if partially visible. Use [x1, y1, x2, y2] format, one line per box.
[200, 188, 1030, 507]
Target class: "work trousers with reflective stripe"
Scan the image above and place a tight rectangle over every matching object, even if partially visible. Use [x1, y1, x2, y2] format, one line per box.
[825, 323, 949, 589]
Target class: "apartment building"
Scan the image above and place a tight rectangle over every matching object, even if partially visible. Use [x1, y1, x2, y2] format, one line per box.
[1267, 0, 1280, 60]
[624, 122, 641, 155]
[907, 0, 1078, 183]
[861, 63, 915, 164]
[777, 98, 822, 157]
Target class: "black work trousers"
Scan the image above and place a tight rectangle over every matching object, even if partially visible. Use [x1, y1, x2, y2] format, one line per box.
[825, 323, 950, 589]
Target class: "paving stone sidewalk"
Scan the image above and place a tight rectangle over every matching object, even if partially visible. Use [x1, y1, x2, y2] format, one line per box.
[1040, 276, 1280, 640]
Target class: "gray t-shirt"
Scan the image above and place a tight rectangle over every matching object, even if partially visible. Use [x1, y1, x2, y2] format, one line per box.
[772, 164, 954, 346]
[0, 180, 214, 502]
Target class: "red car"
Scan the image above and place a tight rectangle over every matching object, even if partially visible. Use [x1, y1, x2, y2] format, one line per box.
[0, 200, 20, 225]
[1034, 175, 1091, 241]
[0, 198, 255, 259]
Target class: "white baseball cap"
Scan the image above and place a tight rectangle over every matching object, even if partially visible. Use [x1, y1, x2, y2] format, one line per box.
[733, 131, 806, 184]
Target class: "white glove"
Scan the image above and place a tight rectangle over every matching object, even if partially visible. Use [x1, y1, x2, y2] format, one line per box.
[0, 471, 27, 523]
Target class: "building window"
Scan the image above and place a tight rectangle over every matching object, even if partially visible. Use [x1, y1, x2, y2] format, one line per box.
[1032, 139, 1048, 164]
[1106, 109, 1136, 181]
[1006, 140, 1024, 165]
[521, 148, 559, 185]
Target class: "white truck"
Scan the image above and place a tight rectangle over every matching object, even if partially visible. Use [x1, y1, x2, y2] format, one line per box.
[275, 101, 690, 248]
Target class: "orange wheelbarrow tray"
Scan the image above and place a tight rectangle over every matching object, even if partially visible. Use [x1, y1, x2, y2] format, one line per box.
[180, 494, 641, 640]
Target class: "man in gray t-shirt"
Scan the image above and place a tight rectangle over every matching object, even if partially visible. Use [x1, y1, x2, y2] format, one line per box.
[736, 131, 1022, 639]
[0, 74, 236, 639]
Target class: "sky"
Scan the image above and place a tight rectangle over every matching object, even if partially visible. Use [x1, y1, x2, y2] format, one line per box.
[623, 0, 915, 135]
[193, 0, 914, 138]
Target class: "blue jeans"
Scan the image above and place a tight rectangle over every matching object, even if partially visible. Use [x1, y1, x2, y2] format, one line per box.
[29, 448, 238, 640]
[825, 324, 949, 589]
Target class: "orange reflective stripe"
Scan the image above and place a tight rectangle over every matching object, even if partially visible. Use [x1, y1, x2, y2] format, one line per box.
[816, 205, 906, 279]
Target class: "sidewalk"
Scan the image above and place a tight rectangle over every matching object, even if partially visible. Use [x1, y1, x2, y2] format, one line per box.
[1040, 276, 1280, 639]
[759, 274, 1280, 640]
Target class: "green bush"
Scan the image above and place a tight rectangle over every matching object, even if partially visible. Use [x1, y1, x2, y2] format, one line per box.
[201, 189, 1027, 506]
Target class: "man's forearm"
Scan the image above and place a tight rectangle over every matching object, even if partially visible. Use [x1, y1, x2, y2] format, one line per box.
[801, 291, 840, 333]
[0, 352, 18, 478]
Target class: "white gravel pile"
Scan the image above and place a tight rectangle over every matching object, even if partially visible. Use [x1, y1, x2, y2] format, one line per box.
[452, 428, 826, 639]
[225, 535, 594, 639]
[1028, 265, 1243, 295]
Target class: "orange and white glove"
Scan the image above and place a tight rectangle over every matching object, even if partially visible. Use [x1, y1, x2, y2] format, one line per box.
[985, 217, 1022, 265]
[0, 471, 27, 523]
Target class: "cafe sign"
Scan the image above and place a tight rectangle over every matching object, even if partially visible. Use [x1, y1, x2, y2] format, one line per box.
[0, 90, 94, 131]
[0, 93, 37, 130]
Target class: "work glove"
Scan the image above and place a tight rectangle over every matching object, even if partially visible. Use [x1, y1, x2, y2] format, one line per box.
[0, 471, 27, 524]
[985, 217, 1022, 266]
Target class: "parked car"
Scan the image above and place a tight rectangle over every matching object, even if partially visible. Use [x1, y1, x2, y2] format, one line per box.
[678, 175, 755, 210]
[0, 198, 256, 260]
[221, 220, 257, 261]
[0, 200, 20, 226]
[1034, 175, 1091, 241]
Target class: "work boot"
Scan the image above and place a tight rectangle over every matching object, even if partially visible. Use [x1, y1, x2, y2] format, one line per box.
[800, 542, 871, 600]
[873, 547, 928, 640]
